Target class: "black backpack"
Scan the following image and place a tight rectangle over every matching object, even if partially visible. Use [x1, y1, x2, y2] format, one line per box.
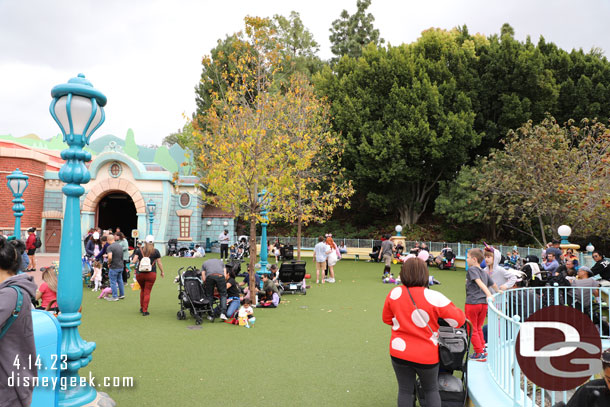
[35, 236, 42, 248]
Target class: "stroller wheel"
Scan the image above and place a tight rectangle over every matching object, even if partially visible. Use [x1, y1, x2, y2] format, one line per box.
[177, 310, 186, 320]
[195, 316, 202, 325]
[438, 263, 445, 270]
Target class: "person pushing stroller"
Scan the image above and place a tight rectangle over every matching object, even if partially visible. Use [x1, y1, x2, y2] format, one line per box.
[201, 259, 228, 321]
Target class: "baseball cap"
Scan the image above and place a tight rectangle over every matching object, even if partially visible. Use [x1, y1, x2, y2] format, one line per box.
[145, 235, 154, 243]
[579, 266, 593, 276]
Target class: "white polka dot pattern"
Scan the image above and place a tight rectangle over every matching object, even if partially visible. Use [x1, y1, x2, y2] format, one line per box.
[411, 309, 430, 328]
[390, 286, 402, 300]
[392, 317, 400, 331]
[445, 318, 459, 328]
[423, 289, 451, 307]
[391, 337, 406, 351]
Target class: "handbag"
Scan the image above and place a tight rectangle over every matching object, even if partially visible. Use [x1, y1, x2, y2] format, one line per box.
[405, 287, 454, 368]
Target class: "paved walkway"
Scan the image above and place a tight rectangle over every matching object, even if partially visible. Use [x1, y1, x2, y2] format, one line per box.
[25, 253, 60, 285]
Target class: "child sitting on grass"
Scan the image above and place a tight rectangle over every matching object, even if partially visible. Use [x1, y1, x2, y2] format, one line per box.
[257, 289, 280, 308]
[238, 298, 256, 328]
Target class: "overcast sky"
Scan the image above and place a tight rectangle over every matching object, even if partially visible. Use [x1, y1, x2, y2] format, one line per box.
[1, 0, 609, 146]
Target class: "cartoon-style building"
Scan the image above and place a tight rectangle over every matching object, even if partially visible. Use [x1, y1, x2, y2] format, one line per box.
[0, 133, 234, 254]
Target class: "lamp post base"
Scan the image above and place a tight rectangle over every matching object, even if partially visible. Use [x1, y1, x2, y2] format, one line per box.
[81, 391, 116, 407]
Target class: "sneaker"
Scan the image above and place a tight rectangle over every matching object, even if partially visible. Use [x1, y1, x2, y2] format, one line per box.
[329, 278, 336, 283]
[220, 314, 228, 321]
[118, 295, 125, 299]
[139, 308, 143, 314]
[207, 315, 215, 322]
[105, 297, 119, 302]
[469, 353, 487, 362]
[142, 312, 150, 316]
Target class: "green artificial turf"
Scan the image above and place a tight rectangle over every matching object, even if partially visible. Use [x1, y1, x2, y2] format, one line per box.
[78, 255, 468, 406]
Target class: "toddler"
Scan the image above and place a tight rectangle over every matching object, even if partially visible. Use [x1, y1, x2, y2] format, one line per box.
[238, 298, 256, 328]
[91, 260, 103, 291]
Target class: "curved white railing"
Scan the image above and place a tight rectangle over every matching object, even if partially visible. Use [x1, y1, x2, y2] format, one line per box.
[485, 285, 609, 406]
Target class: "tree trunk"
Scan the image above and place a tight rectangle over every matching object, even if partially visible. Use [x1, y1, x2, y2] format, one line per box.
[537, 214, 547, 246]
[399, 204, 421, 226]
[248, 215, 257, 303]
[297, 213, 302, 260]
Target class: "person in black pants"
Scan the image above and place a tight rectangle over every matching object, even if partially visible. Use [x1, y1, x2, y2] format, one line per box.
[218, 230, 230, 260]
[202, 258, 228, 321]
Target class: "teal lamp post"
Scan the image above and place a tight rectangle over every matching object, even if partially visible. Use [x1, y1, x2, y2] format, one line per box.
[147, 199, 156, 235]
[257, 189, 271, 277]
[6, 168, 29, 238]
[395, 225, 402, 237]
[50, 73, 107, 406]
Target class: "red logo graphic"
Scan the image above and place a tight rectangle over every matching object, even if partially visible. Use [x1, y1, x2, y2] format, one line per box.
[515, 305, 602, 391]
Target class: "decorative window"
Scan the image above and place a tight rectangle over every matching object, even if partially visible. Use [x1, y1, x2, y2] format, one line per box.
[179, 216, 190, 238]
[179, 192, 191, 208]
[109, 162, 122, 178]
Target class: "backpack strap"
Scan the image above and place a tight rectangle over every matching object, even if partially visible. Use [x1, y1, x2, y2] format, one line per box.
[0, 286, 24, 340]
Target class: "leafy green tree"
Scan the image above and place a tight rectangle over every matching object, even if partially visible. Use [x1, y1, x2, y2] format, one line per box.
[329, 0, 384, 62]
[272, 11, 323, 77]
[124, 128, 139, 159]
[316, 29, 481, 225]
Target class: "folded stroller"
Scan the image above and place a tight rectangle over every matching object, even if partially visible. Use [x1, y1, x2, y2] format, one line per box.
[416, 320, 472, 407]
[176, 266, 215, 325]
[277, 261, 307, 295]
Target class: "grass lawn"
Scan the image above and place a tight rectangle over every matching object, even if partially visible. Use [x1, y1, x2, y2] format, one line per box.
[78, 255, 467, 406]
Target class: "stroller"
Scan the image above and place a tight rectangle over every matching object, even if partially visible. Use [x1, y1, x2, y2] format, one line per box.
[416, 320, 472, 407]
[176, 266, 215, 325]
[167, 239, 178, 256]
[277, 260, 307, 295]
[280, 244, 294, 261]
[237, 236, 250, 259]
[438, 248, 456, 270]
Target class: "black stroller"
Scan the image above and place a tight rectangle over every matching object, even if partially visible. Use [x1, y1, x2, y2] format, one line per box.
[416, 320, 472, 407]
[167, 239, 178, 256]
[280, 244, 294, 261]
[277, 260, 307, 295]
[176, 266, 215, 325]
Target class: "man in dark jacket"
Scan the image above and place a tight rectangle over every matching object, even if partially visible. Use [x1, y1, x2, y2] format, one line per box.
[591, 250, 610, 281]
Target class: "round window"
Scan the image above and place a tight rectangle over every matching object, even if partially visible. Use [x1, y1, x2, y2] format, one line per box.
[109, 162, 122, 178]
[179, 193, 191, 207]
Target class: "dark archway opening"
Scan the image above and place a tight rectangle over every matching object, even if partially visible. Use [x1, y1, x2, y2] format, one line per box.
[97, 192, 137, 246]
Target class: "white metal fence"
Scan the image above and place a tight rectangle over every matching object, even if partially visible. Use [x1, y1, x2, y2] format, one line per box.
[486, 285, 609, 406]
[256, 236, 542, 257]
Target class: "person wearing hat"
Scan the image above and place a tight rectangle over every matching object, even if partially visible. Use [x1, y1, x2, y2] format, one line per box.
[85, 232, 102, 259]
[546, 239, 563, 262]
[565, 347, 610, 406]
[570, 266, 599, 309]
[131, 235, 164, 316]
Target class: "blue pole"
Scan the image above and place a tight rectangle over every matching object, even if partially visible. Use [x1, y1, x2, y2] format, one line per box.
[7, 169, 28, 238]
[148, 212, 154, 235]
[258, 189, 269, 281]
[50, 74, 106, 407]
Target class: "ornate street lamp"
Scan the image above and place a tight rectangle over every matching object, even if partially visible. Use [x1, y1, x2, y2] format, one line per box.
[6, 168, 29, 238]
[395, 225, 403, 237]
[49, 73, 107, 406]
[146, 199, 156, 236]
[257, 189, 271, 277]
[557, 225, 572, 245]
[586, 243, 595, 254]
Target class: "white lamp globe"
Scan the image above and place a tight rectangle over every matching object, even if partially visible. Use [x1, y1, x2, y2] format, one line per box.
[557, 225, 572, 237]
[586, 243, 595, 253]
[395, 225, 403, 234]
[206, 220, 212, 226]
[223, 221, 229, 227]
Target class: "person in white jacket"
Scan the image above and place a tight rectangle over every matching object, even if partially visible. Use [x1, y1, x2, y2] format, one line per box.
[484, 246, 519, 292]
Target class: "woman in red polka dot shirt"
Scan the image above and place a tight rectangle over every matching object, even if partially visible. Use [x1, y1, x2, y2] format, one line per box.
[382, 258, 466, 407]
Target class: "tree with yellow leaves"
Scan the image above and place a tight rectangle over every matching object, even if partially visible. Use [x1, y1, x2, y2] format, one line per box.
[193, 17, 351, 299]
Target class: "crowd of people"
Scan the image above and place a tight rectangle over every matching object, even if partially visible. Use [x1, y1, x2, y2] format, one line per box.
[380, 233, 610, 406]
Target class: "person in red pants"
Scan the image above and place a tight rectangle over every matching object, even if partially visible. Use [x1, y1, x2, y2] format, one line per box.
[465, 248, 500, 362]
[131, 235, 164, 316]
